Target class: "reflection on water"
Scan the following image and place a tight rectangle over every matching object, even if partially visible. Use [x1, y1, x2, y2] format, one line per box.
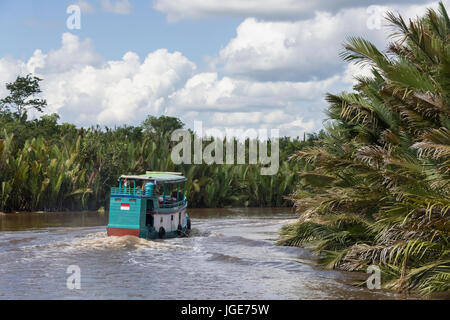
[0, 208, 403, 299]
[0, 211, 109, 232]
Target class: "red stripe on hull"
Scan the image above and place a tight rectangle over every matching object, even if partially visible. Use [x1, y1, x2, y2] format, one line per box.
[107, 228, 139, 237]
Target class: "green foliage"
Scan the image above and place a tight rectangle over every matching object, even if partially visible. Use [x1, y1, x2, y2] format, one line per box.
[279, 2, 450, 296]
[0, 113, 311, 211]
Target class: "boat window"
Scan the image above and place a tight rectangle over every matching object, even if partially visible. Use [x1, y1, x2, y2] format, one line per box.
[160, 217, 163, 223]
[171, 215, 174, 221]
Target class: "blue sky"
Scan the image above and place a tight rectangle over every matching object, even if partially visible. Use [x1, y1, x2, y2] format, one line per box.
[0, 0, 446, 137]
[0, 1, 240, 68]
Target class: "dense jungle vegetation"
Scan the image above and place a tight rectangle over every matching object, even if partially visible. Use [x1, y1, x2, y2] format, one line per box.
[278, 3, 450, 296]
[0, 105, 314, 211]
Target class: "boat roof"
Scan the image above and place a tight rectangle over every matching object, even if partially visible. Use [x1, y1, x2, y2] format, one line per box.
[120, 171, 187, 184]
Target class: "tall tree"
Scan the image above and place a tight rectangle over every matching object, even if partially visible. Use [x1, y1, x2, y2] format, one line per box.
[142, 115, 184, 136]
[0, 74, 47, 121]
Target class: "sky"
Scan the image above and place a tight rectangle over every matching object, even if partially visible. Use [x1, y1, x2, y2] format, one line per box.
[0, 0, 448, 137]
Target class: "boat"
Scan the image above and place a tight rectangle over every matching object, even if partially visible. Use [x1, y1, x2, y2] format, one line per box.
[107, 171, 191, 239]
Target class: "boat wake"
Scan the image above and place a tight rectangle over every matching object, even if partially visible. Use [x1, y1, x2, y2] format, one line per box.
[70, 234, 186, 251]
[22, 232, 186, 253]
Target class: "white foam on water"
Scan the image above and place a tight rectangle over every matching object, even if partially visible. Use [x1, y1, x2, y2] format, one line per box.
[68, 235, 187, 251]
[21, 232, 187, 253]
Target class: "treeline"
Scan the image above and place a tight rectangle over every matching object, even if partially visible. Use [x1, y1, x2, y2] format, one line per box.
[0, 112, 319, 212]
[278, 3, 450, 296]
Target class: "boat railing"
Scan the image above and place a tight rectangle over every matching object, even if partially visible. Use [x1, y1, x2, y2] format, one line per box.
[111, 187, 180, 199]
[110, 187, 144, 196]
[110, 187, 186, 205]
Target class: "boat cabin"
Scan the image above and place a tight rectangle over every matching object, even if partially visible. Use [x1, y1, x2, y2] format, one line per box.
[107, 171, 191, 239]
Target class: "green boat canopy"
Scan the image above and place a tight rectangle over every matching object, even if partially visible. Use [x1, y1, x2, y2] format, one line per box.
[119, 171, 187, 184]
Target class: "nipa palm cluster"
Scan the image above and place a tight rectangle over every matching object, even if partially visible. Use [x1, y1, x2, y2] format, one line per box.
[278, 3, 450, 296]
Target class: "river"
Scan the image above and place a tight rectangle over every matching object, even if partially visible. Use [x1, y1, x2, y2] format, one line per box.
[0, 208, 400, 299]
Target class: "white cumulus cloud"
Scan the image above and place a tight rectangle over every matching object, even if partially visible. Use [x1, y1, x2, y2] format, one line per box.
[153, 0, 430, 21]
[0, 33, 196, 126]
[165, 71, 343, 135]
[213, 1, 447, 82]
[168, 72, 340, 112]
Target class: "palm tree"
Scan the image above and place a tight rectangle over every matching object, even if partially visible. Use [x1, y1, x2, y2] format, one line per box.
[280, 2, 450, 296]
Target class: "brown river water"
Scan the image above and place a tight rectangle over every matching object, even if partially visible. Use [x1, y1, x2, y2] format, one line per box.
[0, 208, 403, 299]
